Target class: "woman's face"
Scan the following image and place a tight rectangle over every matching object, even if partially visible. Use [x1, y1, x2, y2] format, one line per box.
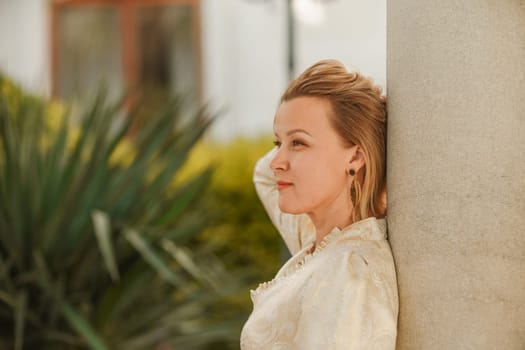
[270, 96, 363, 216]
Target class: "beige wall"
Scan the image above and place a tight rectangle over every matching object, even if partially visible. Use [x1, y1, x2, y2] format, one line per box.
[387, 0, 525, 349]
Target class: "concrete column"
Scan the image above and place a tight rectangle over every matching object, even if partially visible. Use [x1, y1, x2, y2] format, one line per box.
[387, 1, 525, 349]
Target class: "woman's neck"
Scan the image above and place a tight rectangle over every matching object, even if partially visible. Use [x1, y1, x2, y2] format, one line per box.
[308, 205, 354, 248]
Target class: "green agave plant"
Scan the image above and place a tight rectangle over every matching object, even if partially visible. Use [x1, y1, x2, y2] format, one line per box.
[0, 77, 245, 350]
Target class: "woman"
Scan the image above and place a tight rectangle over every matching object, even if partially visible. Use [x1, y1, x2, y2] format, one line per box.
[240, 60, 398, 349]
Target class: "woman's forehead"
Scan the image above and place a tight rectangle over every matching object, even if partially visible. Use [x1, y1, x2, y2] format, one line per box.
[273, 97, 333, 135]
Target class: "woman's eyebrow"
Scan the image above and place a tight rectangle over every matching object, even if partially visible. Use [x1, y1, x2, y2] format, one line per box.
[286, 128, 312, 136]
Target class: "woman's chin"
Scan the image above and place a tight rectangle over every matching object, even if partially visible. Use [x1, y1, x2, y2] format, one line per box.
[278, 201, 305, 215]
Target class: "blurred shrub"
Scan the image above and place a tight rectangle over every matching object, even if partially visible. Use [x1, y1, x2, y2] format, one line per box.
[0, 74, 246, 350]
[178, 137, 282, 293]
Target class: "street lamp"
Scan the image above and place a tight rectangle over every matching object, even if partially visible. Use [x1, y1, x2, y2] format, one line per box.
[245, 0, 335, 81]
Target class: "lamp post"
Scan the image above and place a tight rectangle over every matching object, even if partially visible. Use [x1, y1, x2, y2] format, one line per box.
[285, 0, 295, 81]
[245, 0, 334, 81]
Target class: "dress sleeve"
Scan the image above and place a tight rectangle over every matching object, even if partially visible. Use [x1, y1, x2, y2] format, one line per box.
[294, 241, 399, 349]
[253, 148, 315, 255]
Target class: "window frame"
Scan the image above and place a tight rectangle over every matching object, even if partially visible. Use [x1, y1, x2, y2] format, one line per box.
[50, 0, 202, 101]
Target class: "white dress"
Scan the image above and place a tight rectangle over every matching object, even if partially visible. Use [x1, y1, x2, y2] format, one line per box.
[240, 149, 399, 350]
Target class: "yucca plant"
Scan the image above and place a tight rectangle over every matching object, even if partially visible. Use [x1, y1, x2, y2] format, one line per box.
[0, 76, 245, 350]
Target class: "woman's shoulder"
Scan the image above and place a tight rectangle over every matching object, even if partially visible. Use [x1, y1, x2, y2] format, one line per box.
[314, 222, 395, 283]
[317, 216, 389, 256]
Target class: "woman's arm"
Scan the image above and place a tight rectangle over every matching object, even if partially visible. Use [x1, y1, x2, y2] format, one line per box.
[253, 148, 315, 255]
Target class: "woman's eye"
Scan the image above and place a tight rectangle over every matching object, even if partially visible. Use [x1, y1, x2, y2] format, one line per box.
[292, 140, 305, 147]
[273, 140, 282, 148]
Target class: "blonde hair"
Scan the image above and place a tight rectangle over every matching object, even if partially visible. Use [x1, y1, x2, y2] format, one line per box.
[281, 59, 387, 223]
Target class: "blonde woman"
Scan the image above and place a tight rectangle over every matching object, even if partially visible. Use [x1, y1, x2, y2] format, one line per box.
[240, 60, 398, 349]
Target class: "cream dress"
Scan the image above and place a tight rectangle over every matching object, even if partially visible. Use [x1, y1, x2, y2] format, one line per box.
[240, 149, 399, 350]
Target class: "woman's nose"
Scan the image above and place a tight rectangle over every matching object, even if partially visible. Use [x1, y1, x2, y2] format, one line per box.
[270, 148, 288, 172]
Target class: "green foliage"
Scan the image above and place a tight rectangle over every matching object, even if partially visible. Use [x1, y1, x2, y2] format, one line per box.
[0, 75, 246, 350]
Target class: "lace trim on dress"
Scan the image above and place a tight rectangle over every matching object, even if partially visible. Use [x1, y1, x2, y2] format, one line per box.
[250, 232, 334, 299]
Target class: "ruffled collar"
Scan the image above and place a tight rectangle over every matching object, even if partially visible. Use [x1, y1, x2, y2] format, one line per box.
[316, 216, 387, 246]
[250, 217, 387, 301]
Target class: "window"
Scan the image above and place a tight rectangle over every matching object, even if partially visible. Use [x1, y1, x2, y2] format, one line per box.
[51, 0, 201, 105]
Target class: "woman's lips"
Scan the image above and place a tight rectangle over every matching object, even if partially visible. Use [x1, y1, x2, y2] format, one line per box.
[276, 181, 293, 191]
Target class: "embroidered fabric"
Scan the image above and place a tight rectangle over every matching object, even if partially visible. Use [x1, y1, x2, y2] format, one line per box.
[240, 149, 399, 350]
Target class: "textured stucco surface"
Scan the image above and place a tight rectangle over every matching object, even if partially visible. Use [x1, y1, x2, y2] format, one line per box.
[387, 1, 525, 349]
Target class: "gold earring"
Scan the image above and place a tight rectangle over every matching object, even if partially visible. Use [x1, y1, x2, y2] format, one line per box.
[351, 177, 362, 208]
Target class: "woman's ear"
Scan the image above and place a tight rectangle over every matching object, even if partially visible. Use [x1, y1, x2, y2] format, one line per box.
[348, 145, 366, 173]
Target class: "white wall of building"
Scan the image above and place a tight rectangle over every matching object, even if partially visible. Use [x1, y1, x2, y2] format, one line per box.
[202, 0, 386, 140]
[0, 0, 50, 95]
[201, 0, 288, 140]
[0, 0, 386, 141]
[296, 0, 386, 87]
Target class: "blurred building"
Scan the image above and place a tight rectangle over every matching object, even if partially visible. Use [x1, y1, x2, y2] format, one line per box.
[0, 0, 385, 140]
